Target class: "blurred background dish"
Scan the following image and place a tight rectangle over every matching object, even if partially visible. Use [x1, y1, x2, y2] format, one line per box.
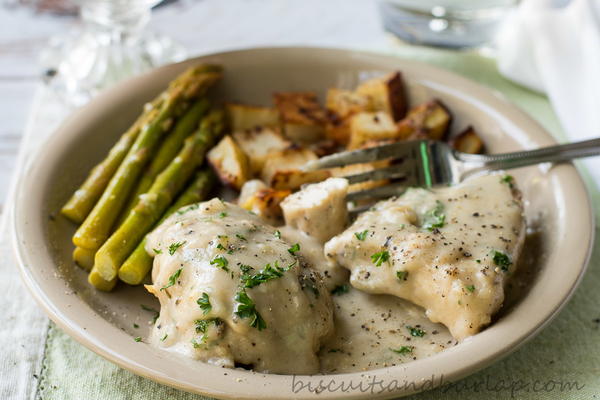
[40, 0, 186, 105]
[379, 0, 517, 48]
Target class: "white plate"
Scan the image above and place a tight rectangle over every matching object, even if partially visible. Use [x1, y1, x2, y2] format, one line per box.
[12, 47, 594, 399]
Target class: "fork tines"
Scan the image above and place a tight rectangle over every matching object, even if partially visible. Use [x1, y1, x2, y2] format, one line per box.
[304, 141, 410, 171]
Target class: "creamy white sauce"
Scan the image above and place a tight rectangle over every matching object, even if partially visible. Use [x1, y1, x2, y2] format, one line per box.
[145, 174, 525, 374]
[325, 174, 525, 339]
[145, 199, 333, 374]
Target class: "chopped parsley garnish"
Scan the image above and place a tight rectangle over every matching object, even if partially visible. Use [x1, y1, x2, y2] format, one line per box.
[407, 325, 426, 337]
[274, 230, 281, 239]
[288, 243, 300, 255]
[354, 230, 369, 241]
[133, 323, 139, 329]
[168, 241, 186, 255]
[241, 262, 288, 288]
[476, 259, 481, 263]
[396, 270, 409, 281]
[140, 304, 160, 323]
[195, 318, 221, 333]
[210, 256, 229, 271]
[160, 268, 183, 291]
[501, 175, 515, 188]
[236, 233, 247, 241]
[234, 290, 266, 330]
[134, 337, 142, 342]
[331, 284, 350, 296]
[422, 201, 445, 231]
[193, 318, 223, 345]
[466, 284, 475, 293]
[492, 250, 511, 271]
[197, 292, 212, 314]
[160, 334, 168, 342]
[152, 248, 162, 255]
[371, 250, 390, 267]
[218, 211, 227, 218]
[391, 346, 413, 355]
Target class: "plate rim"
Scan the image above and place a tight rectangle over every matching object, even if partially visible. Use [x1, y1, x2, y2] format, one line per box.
[11, 46, 595, 400]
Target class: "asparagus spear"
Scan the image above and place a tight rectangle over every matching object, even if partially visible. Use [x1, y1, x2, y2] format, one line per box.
[115, 98, 211, 228]
[73, 246, 95, 271]
[94, 110, 226, 281]
[73, 65, 223, 251]
[88, 265, 117, 291]
[60, 100, 162, 224]
[118, 169, 216, 285]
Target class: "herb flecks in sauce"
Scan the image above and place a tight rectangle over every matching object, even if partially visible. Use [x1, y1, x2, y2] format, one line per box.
[492, 250, 511, 271]
[160, 268, 182, 291]
[288, 243, 300, 255]
[197, 292, 212, 314]
[168, 241, 186, 255]
[391, 346, 413, 354]
[234, 290, 266, 330]
[210, 256, 230, 272]
[407, 325, 426, 337]
[396, 270, 409, 281]
[354, 230, 368, 241]
[422, 201, 445, 231]
[371, 250, 390, 267]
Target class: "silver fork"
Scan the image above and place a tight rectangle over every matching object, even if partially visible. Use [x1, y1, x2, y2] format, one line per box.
[304, 138, 600, 202]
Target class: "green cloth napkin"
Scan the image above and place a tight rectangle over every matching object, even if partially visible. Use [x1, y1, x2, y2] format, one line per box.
[36, 46, 600, 400]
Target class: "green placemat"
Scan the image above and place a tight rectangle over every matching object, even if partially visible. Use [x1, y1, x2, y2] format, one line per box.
[35, 46, 600, 400]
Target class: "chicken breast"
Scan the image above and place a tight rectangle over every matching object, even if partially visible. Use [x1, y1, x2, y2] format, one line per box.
[145, 199, 334, 374]
[324, 174, 525, 340]
[280, 177, 349, 243]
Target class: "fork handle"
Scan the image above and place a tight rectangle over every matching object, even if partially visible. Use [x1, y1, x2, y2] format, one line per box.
[459, 137, 600, 173]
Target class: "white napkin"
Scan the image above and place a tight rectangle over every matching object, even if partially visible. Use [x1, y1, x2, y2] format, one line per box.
[496, 0, 600, 183]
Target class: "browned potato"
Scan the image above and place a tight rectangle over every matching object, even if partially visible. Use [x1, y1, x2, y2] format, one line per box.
[274, 92, 327, 144]
[226, 103, 280, 131]
[233, 126, 292, 175]
[261, 147, 330, 190]
[324, 89, 372, 145]
[207, 135, 250, 190]
[450, 126, 484, 154]
[397, 99, 452, 141]
[331, 140, 393, 193]
[326, 88, 371, 118]
[348, 111, 400, 149]
[239, 182, 291, 225]
[355, 72, 408, 121]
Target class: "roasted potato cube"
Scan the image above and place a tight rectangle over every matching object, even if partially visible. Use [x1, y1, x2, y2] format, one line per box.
[308, 139, 340, 157]
[450, 126, 484, 154]
[324, 89, 372, 145]
[397, 99, 452, 141]
[325, 113, 352, 145]
[355, 72, 408, 121]
[348, 111, 400, 149]
[226, 103, 280, 131]
[238, 179, 268, 207]
[261, 147, 330, 190]
[233, 126, 292, 175]
[239, 180, 291, 225]
[274, 92, 327, 144]
[207, 135, 250, 190]
[326, 88, 371, 118]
